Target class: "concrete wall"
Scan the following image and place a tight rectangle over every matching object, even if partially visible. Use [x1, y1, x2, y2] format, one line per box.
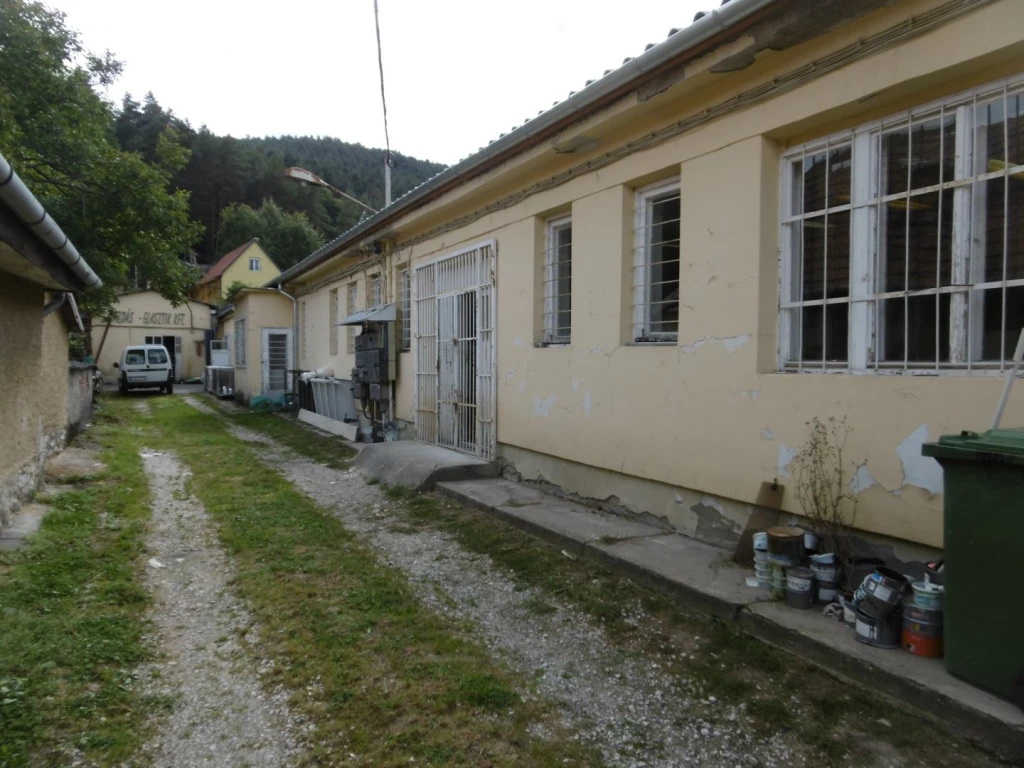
[67, 362, 95, 440]
[91, 291, 213, 381]
[285, 0, 1024, 552]
[0, 276, 69, 530]
[233, 291, 294, 402]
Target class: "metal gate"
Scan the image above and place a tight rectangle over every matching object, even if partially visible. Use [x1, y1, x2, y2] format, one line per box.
[414, 241, 495, 459]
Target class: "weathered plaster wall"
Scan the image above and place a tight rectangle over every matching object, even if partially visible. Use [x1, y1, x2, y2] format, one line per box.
[91, 291, 213, 380]
[67, 362, 95, 440]
[287, 0, 1024, 549]
[0, 277, 69, 529]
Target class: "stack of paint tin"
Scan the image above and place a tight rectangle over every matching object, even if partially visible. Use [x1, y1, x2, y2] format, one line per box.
[809, 553, 839, 604]
[852, 567, 911, 649]
[902, 581, 944, 657]
[752, 532, 772, 588]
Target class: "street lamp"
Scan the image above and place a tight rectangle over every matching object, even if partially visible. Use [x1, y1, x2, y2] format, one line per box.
[282, 167, 378, 216]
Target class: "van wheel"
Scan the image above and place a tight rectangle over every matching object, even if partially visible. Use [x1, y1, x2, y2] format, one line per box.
[165, 380, 174, 395]
[119, 376, 127, 395]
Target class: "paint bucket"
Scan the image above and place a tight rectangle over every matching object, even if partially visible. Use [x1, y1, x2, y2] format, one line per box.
[902, 605, 943, 658]
[811, 552, 837, 565]
[766, 552, 800, 568]
[840, 594, 857, 626]
[855, 606, 901, 649]
[753, 550, 770, 564]
[803, 531, 820, 552]
[810, 562, 840, 584]
[843, 556, 886, 591]
[817, 580, 839, 604]
[785, 567, 815, 609]
[911, 581, 944, 611]
[752, 532, 769, 551]
[767, 527, 805, 559]
[860, 567, 911, 619]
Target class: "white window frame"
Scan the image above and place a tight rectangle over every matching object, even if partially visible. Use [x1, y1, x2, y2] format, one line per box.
[400, 269, 412, 351]
[368, 274, 382, 309]
[633, 178, 681, 343]
[328, 288, 339, 357]
[235, 319, 246, 367]
[780, 73, 1024, 375]
[346, 283, 357, 354]
[543, 214, 572, 344]
[249, 257, 260, 271]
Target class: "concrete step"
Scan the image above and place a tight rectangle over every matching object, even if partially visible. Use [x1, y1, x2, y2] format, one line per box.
[436, 477, 1024, 762]
[354, 442, 497, 490]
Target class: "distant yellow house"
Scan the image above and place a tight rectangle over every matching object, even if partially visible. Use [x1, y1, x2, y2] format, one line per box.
[190, 239, 280, 305]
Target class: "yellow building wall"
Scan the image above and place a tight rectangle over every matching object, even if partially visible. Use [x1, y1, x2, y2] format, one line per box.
[92, 291, 213, 381]
[287, 0, 1024, 551]
[233, 291, 294, 401]
[220, 242, 280, 298]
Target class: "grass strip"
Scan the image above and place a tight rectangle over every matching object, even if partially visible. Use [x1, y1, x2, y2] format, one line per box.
[144, 397, 596, 767]
[376, 487, 995, 766]
[0, 399, 156, 767]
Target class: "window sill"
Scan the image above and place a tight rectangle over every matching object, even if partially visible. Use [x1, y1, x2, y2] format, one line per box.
[535, 341, 571, 348]
[626, 340, 677, 347]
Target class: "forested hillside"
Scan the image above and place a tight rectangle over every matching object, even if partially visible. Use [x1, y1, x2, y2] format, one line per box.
[115, 94, 447, 267]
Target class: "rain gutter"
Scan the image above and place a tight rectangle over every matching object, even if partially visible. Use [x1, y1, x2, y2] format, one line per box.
[0, 151, 101, 289]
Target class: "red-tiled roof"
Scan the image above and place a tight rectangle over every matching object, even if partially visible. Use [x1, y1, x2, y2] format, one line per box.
[199, 239, 257, 284]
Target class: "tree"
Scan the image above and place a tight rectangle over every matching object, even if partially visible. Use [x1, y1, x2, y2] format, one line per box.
[0, 0, 203, 331]
[218, 199, 325, 270]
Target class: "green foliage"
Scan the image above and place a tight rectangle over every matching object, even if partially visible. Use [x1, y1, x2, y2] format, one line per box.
[223, 280, 248, 305]
[0, 1, 202, 319]
[111, 97, 447, 264]
[218, 198, 326, 270]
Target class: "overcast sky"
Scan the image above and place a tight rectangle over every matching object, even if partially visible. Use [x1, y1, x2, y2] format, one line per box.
[52, 0, 709, 167]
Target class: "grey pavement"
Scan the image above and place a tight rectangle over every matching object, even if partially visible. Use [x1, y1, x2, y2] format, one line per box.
[437, 476, 1024, 762]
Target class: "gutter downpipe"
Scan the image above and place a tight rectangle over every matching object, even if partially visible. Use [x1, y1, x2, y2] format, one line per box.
[276, 286, 299, 398]
[0, 152, 102, 289]
[268, 0, 777, 288]
[42, 292, 67, 318]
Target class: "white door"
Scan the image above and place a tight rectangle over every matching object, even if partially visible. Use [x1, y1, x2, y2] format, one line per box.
[414, 241, 495, 459]
[261, 328, 292, 398]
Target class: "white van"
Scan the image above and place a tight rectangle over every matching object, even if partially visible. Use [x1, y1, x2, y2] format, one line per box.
[115, 344, 174, 394]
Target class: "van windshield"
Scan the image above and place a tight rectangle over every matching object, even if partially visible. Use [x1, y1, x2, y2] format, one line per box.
[125, 350, 146, 365]
[148, 349, 168, 364]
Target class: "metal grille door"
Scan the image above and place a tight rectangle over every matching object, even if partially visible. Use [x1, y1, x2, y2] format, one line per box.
[262, 328, 292, 398]
[415, 242, 495, 459]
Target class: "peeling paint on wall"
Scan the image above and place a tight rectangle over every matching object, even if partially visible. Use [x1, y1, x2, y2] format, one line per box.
[777, 443, 797, 478]
[582, 391, 593, 419]
[739, 389, 760, 401]
[762, 428, 775, 440]
[513, 336, 524, 347]
[896, 425, 944, 495]
[850, 463, 877, 494]
[680, 334, 752, 354]
[533, 395, 558, 418]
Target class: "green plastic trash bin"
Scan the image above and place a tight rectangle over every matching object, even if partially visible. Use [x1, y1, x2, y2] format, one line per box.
[922, 429, 1024, 705]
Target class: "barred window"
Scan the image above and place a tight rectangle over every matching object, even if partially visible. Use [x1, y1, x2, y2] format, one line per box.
[543, 215, 572, 343]
[346, 283, 357, 354]
[781, 74, 1024, 372]
[329, 288, 339, 356]
[235, 319, 246, 367]
[368, 274, 382, 308]
[633, 179, 681, 342]
[400, 269, 411, 351]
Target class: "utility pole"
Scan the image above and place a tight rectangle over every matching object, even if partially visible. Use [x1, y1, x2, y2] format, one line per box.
[384, 153, 391, 208]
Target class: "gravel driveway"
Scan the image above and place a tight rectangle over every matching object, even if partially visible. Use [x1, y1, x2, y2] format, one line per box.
[137, 447, 305, 767]
[184, 398, 796, 768]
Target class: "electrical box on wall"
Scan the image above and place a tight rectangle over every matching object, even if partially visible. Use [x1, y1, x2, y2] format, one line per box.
[351, 321, 396, 403]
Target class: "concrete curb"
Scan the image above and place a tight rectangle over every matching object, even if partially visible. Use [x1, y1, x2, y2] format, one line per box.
[436, 480, 1024, 763]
